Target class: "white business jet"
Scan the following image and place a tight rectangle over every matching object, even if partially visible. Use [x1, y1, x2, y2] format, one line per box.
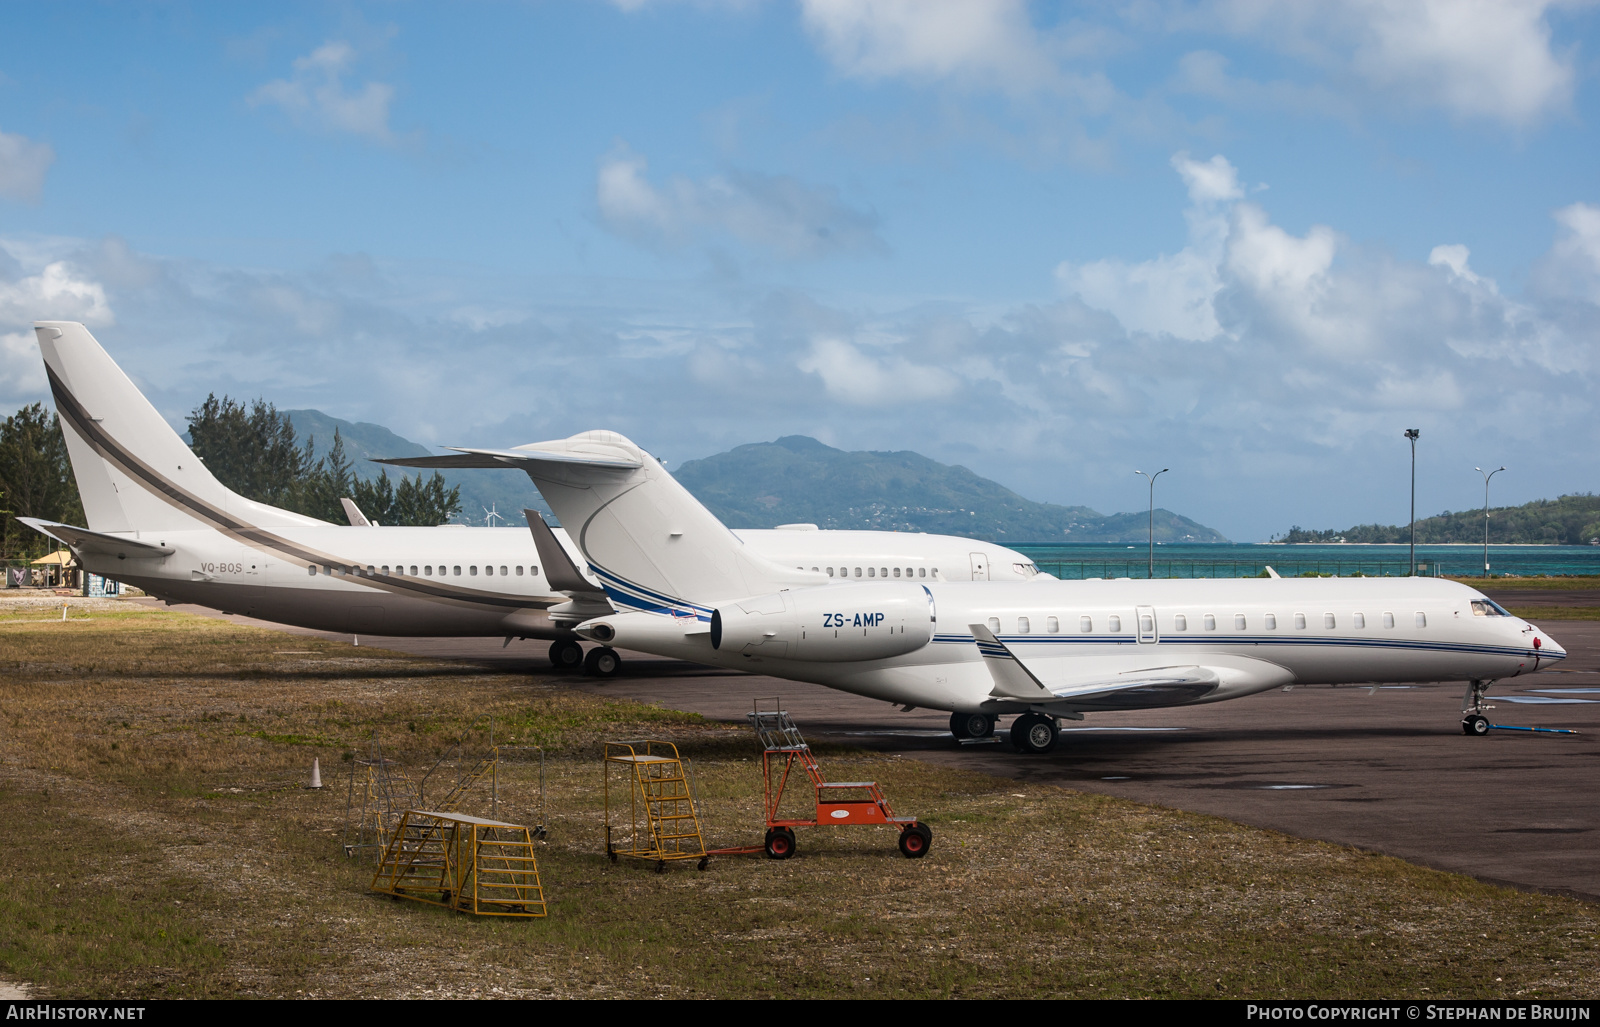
[417, 428, 1565, 752]
[22, 322, 1045, 675]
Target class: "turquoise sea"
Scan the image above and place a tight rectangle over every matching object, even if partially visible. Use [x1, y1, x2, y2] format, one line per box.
[1010, 543, 1600, 580]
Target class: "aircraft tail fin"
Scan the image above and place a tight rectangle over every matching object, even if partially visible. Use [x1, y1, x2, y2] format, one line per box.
[33, 322, 329, 534]
[395, 431, 823, 614]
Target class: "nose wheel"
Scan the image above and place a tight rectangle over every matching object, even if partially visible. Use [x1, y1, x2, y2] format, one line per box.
[1461, 679, 1495, 737]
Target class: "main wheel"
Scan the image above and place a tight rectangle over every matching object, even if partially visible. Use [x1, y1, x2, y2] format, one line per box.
[1463, 714, 1490, 736]
[950, 711, 993, 739]
[1010, 712, 1058, 754]
[897, 823, 933, 859]
[764, 826, 796, 860]
[549, 639, 584, 670]
[583, 646, 621, 677]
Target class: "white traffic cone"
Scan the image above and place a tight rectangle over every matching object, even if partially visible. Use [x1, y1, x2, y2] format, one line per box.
[308, 757, 323, 790]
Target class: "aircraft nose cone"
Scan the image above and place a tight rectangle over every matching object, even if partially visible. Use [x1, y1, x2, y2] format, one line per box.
[1538, 632, 1566, 658]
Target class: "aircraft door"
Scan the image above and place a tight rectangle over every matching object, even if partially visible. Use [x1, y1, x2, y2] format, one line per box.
[969, 553, 989, 580]
[1136, 605, 1158, 644]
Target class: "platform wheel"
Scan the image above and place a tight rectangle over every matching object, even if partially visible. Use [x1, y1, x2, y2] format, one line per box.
[764, 826, 796, 860]
[697, 856, 710, 871]
[1463, 714, 1490, 736]
[583, 646, 621, 677]
[549, 639, 584, 670]
[898, 823, 933, 859]
[950, 711, 993, 739]
[1010, 712, 1058, 754]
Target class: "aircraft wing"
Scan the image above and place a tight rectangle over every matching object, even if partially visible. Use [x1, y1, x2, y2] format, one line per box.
[524, 510, 601, 596]
[970, 623, 1221, 708]
[373, 453, 513, 470]
[18, 518, 175, 557]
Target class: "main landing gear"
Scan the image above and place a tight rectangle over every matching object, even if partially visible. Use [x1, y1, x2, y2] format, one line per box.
[1462, 678, 1495, 736]
[548, 639, 623, 678]
[1010, 712, 1058, 754]
[949, 711, 996, 739]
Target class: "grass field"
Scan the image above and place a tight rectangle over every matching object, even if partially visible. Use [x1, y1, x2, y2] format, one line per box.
[1, 598, 1596, 999]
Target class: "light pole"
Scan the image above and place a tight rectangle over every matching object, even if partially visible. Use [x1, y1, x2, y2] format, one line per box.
[1476, 465, 1505, 576]
[1134, 468, 1168, 579]
[1405, 429, 1420, 576]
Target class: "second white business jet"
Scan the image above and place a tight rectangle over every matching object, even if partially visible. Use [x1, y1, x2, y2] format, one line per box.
[24, 322, 1045, 675]
[423, 428, 1565, 751]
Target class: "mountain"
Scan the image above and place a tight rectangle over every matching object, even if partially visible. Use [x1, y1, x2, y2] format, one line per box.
[1277, 494, 1600, 546]
[282, 410, 554, 525]
[673, 436, 1228, 542]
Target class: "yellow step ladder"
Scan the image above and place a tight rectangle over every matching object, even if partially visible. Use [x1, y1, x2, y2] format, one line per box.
[603, 740, 708, 871]
[370, 810, 547, 917]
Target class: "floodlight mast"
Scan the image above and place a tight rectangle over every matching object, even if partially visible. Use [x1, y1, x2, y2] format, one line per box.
[1134, 468, 1168, 580]
[1476, 466, 1506, 575]
[1405, 429, 1420, 576]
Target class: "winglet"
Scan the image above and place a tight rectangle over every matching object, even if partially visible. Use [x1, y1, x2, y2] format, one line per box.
[340, 499, 371, 527]
[524, 509, 598, 594]
[969, 623, 1054, 700]
[1265, 565, 1281, 579]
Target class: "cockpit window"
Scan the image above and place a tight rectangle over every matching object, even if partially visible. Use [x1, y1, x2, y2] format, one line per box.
[1471, 599, 1512, 617]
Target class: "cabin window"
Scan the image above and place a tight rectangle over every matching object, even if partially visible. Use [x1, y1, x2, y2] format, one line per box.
[1173, 614, 1187, 631]
[1383, 612, 1395, 628]
[1265, 614, 1276, 629]
[515, 566, 524, 576]
[1234, 614, 1246, 630]
[470, 565, 478, 576]
[1203, 614, 1216, 631]
[1080, 616, 1092, 632]
[1017, 617, 1030, 634]
[1139, 614, 1154, 633]
[918, 568, 926, 578]
[485, 565, 494, 576]
[880, 568, 888, 578]
[855, 567, 862, 578]
[1354, 612, 1365, 628]
[893, 568, 901, 578]
[307, 565, 316, 576]
[826, 567, 834, 577]
[424, 565, 432, 576]
[1415, 612, 1427, 628]
[380, 566, 388, 574]
[987, 617, 1001, 633]
[500, 566, 508, 576]
[905, 568, 912, 577]
[868, 567, 875, 578]
[1324, 613, 1336, 629]
[368, 566, 375, 575]
[1047, 617, 1059, 633]
[1109, 615, 1122, 632]
[408, 565, 416, 576]
[1294, 613, 1307, 630]
[453, 566, 461, 576]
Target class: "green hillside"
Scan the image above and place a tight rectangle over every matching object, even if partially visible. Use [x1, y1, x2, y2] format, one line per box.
[1277, 493, 1600, 545]
[283, 411, 553, 525]
[673, 436, 1227, 542]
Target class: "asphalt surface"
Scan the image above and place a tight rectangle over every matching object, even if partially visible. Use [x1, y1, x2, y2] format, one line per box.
[140, 598, 1600, 901]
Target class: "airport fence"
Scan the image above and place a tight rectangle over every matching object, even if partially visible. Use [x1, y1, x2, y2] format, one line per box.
[1032, 559, 1435, 580]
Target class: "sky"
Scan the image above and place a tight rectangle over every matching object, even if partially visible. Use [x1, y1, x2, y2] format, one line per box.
[1, 0, 1598, 541]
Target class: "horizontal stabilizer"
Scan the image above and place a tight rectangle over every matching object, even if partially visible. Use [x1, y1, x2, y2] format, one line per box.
[376, 444, 643, 473]
[18, 517, 174, 557]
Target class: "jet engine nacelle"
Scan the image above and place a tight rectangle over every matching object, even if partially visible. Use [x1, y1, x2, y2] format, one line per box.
[710, 582, 935, 662]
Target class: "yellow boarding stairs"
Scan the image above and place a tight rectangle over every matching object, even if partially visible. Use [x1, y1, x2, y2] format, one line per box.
[370, 810, 547, 917]
[603, 740, 710, 872]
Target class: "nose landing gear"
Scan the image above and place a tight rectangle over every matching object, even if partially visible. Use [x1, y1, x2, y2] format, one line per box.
[1462, 679, 1494, 736]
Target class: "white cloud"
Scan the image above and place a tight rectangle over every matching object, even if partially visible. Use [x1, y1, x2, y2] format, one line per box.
[799, 0, 1058, 93]
[1534, 202, 1600, 301]
[0, 128, 55, 203]
[249, 41, 397, 142]
[1186, 0, 1575, 127]
[0, 245, 113, 401]
[595, 144, 884, 259]
[797, 335, 958, 405]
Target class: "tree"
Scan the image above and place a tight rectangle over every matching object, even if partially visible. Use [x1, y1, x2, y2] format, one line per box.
[186, 395, 307, 507]
[392, 470, 462, 526]
[293, 429, 355, 524]
[0, 404, 85, 560]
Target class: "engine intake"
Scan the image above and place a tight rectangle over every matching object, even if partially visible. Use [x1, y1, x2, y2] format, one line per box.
[711, 583, 935, 663]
